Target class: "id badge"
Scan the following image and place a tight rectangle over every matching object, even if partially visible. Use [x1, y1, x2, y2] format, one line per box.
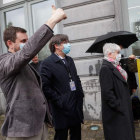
[70, 81, 76, 91]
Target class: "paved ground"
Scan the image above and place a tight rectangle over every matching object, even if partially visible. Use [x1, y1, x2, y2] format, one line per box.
[1, 115, 140, 140]
[47, 120, 104, 140]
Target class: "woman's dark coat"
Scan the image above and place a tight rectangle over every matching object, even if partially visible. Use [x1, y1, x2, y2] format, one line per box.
[99, 59, 135, 140]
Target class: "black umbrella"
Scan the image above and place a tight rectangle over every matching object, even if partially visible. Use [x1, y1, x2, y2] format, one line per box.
[86, 31, 138, 53]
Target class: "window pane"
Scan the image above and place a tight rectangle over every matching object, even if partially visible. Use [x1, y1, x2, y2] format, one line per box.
[3, 0, 17, 4]
[31, 0, 58, 61]
[5, 8, 25, 29]
[128, 0, 140, 56]
[128, 0, 140, 8]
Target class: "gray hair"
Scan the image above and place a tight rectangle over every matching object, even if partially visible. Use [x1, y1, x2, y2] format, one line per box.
[103, 43, 121, 57]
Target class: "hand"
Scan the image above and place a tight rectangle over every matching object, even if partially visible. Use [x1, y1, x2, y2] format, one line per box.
[46, 5, 67, 29]
[132, 89, 136, 93]
[51, 5, 67, 23]
[129, 55, 136, 59]
[52, 6, 67, 21]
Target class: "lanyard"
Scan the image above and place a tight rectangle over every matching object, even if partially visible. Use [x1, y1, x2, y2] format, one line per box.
[60, 59, 76, 91]
[55, 53, 73, 81]
[60, 59, 73, 81]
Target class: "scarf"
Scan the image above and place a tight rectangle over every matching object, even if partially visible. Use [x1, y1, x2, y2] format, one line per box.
[104, 57, 128, 81]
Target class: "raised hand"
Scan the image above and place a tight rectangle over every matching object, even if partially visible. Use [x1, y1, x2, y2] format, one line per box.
[129, 55, 136, 59]
[51, 5, 67, 23]
[46, 5, 67, 29]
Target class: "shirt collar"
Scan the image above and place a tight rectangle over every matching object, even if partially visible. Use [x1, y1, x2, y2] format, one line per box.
[55, 53, 65, 60]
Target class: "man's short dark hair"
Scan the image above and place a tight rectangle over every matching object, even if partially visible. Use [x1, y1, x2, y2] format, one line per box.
[3, 26, 27, 48]
[49, 34, 69, 53]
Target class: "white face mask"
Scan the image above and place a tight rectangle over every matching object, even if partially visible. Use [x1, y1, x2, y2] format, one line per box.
[116, 53, 121, 62]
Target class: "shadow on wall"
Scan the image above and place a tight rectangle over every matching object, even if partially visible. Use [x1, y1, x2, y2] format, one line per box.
[89, 59, 103, 76]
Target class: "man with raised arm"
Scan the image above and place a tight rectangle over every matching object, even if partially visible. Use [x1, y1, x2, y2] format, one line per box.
[0, 5, 66, 140]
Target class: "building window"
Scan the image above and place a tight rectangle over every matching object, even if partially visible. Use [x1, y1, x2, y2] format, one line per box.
[31, 1, 57, 33]
[31, 0, 57, 60]
[128, 0, 140, 55]
[5, 8, 25, 28]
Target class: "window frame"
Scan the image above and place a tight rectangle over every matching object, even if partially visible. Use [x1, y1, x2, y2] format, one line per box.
[0, 0, 25, 7]
[26, 0, 61, 60]
[27, 0, 60, 36]
[28, 0, 50, 36]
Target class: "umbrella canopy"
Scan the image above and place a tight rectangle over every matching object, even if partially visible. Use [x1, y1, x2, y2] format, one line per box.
[86, 31, 138, 53]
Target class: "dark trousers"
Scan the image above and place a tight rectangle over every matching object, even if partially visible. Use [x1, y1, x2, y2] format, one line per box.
[54, 123, 81, 140]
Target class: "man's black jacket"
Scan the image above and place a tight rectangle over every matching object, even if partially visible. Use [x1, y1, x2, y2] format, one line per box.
[120, 58, 137, 95]
[40, 53, 84, 129]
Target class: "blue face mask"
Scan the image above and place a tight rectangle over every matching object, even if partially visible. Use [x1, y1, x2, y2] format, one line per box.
[20, 43, 25, 50]
[62, 43, 71, 54]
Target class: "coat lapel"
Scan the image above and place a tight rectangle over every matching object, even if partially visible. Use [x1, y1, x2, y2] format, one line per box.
[28, 64, 42, 87]
[51, 53, 70, 67]
[51, 53, 63, 65]
[51, 53, 72, 74]
[102, 60, 127, 84]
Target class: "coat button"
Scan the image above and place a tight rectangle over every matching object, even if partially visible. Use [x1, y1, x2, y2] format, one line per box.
[43, 102, 45, 104]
